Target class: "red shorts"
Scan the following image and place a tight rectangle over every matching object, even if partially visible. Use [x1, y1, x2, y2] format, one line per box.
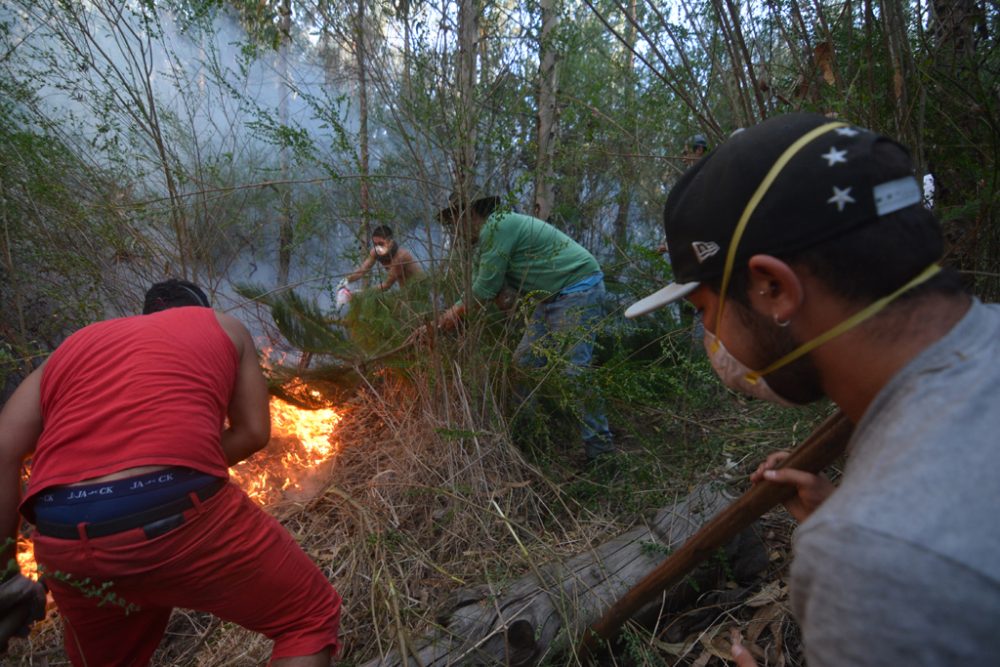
[32, 482, 341, 666]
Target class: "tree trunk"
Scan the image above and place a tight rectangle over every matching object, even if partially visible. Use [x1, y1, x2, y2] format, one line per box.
[457, 0, 479, 185]
[455, 0, 480, 304]
[360, 482, 767, 666]
[357, 0, 372, 279]
[399, 0, 412, 95]
[276, 0, 293, 287]
[533, 0, 559, 221]
[611, 0, 636, 250]
[879, 0, 917, 142]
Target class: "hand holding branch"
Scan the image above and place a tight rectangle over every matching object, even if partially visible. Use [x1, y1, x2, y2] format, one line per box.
[405, 304, 466, 346]
[749, 450, 836, 523]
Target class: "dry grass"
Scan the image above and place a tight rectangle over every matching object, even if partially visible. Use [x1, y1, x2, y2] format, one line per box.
[6, 359, 826, 666]
[6, 367, 624, 665]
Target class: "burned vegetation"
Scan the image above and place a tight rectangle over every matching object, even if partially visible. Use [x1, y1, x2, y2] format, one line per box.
[8, 283, 834, 666]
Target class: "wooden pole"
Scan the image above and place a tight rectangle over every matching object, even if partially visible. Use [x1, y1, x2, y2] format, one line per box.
[578, 410, 854, 658]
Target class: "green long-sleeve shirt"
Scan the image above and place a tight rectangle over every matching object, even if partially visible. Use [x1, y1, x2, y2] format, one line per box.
[469, 212, 601, 302]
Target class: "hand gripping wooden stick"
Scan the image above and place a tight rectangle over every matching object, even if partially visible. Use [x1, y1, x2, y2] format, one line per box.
[578, 410, 854, 658]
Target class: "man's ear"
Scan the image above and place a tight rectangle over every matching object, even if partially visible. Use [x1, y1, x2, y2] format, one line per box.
[747, 255, 804, 323]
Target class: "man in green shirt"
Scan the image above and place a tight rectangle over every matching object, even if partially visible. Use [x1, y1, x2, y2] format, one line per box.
[418, 194, 615, 463]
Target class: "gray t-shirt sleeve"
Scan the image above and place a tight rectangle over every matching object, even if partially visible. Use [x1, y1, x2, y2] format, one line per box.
[792, 521, 1000, 667]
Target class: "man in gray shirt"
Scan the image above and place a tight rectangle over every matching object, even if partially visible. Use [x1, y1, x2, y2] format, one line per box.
[626, 113, 999, 666]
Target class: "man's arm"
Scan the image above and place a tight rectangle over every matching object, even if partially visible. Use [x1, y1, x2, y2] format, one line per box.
[469, 218, 515, 302]
[429, 219, 509, 330]
[437, 303, 467, 330]
[216, 313, 271, 466]
[0, 366, 44, 571]
[404, 302, 467, 345]
[346, 252, 377, 283]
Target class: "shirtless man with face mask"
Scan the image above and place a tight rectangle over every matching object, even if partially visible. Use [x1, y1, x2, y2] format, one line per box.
[627, 113, 1000, 667]
[346, 224, 422, 291]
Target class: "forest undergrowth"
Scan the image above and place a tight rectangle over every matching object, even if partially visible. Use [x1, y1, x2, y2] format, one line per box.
[8, 308, 833, 666]
[1, 0, 996, 663]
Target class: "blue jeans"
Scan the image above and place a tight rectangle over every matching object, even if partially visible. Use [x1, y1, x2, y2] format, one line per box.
[513, 280, 614, 460]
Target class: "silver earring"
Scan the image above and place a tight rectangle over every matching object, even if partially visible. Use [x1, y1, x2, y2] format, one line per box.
[774, 314, 791, 327]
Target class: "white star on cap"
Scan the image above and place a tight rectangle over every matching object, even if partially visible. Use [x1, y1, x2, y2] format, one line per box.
[821, 146, 848, 166]
[835, 127, 859, 137]
[827, 186, 856, 211]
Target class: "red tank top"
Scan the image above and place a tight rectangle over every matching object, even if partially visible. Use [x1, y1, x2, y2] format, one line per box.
[24, 307, 239, 502]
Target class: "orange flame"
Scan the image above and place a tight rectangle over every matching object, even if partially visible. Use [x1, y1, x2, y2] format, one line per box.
[230, 393, 343, 504]
[16, 460, 39, 581]
[16, 536, 38, 581]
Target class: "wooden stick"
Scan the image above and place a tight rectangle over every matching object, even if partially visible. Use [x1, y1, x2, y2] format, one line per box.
[578, 410, 854, 657]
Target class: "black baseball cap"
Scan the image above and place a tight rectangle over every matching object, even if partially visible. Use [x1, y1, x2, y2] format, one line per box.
[626, 113, 924, 318]
[688, 133, 708, 150]
[437, 189, 502, 224]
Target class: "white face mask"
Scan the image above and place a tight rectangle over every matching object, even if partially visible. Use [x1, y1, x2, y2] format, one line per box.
[703, 332, 794, 407]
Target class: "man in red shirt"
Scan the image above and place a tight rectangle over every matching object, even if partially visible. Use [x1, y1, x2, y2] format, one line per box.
[0, 279, 341, 665]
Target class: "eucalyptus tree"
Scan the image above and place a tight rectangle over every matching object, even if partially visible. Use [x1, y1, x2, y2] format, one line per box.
[0, 0, 228, 368]
[0, 81, 125, 384]
[3, 0, 202, 275]
[0, 0, 371, 334]
[533, 0, 560, 221]
[580, 0, 997, 295]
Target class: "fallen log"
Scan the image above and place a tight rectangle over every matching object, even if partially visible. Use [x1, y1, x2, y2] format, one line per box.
[580, 410, 852, 656]
[361, 481, 758, 666]
[361, 411, 853, 666]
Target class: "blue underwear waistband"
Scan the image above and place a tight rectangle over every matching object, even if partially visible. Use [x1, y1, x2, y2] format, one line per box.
[31, 467, 223, 525]
[558, 271, 604, 296]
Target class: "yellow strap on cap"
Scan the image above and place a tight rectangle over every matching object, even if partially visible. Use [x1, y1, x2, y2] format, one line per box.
[714, 121, 848, 336]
